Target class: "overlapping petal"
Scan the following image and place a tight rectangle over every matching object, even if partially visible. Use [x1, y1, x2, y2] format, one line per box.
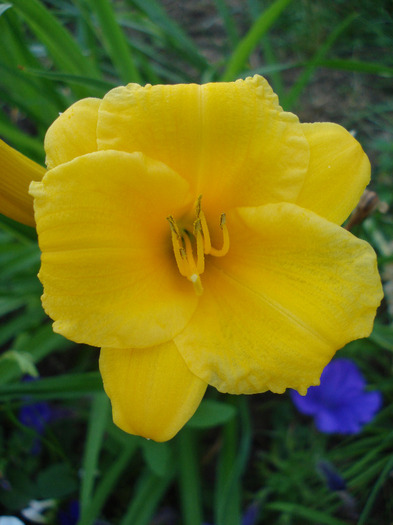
[30, 150, 197, 349]
[0, 139, 45, 227]
[175, 203, 383, 395]
[100, 341, 207, 441]
[96, 75, 310, 214]
[296, 122, 371, 224]
[45, 98, 101, 169]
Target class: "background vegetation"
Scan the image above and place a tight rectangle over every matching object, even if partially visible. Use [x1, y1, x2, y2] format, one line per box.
[0, 0, 392, 523]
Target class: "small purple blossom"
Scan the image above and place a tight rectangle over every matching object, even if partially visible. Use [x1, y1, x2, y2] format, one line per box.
[58, 501, 79, 525]
[317, 460, 346, 491]
[19, 401, 52, 435]
[203, 502, 259, 525]
[18, 376, 53, 454]
[290, 358, 382, 434]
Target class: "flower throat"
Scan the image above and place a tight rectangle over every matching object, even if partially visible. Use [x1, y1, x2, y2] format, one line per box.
[167, 196, 229, 296]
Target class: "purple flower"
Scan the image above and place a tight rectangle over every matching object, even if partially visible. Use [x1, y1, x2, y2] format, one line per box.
[203, 503, 259, 525]
[290, 358, 382, 434]
[58, 501, 79, 525]
[317, 460, 346, 491]
[18, 376, 53, 454]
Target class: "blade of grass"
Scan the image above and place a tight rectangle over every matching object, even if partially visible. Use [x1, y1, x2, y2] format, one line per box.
[0, 111, 44, 161]
[83, 0, 142, 84]
[177, 428, 203, 525]
[72, 0, 101, 72]
[357, 455, 393, 525]
[282, 13, 357, 110]
[216, 397, 251, 525]
[120, 467, 175, 525]
[0, 307, 45, 347]
[127, 0, 208, 70]
[213, 0, 239, 48]
[216, 417, 241, 525]
[220, 0, 293, 81]
[11, 0, 102, 98]
[0, 242, 39, 279]
[317, 58, 393, 77]
[265, 502, 348, 525]
[0, 62, 60, 127]
[77, 436, 139, 525]
[21, 67, 116, 95]
[342, 432, 393, 479]
[0, 370, 101, 398]
[0, 215, 38, 244]
[0, 8, 66, 110]
[80, 393, 110, 522]
[261, 35, 285, 100]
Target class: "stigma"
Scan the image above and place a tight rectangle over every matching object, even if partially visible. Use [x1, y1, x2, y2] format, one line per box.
[167, 196, 229, 295]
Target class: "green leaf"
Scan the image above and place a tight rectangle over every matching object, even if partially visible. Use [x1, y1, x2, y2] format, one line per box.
[0, 371, 101, 399]
[0, 113, 44, 161]
[0, 350, 38, 377]
[127, 0, 208, 70]
[368, 323, 393, 352]
[266, 502, 348, 525]
[10, 0, 102, 98]
[78, 437, 139, 525]
[21, 67, 116, 94]
[213, 0, 239, 48]
[318, 58, 393, 77]
[215, 397, 251, 525]
[187, 399, 236, 429]
[220, 0, 293, 81]
[177, 428, 203, 525]
[0, 3, 13, 17]
[141, 439, 172, 477]
[84, 0, 142, 83]
[80, 393, 111, 522]
[357, 455, 393, 525]
[37, 463, 78, 499]
[282, 13, 357, 109]
[120, 468, 175, 525]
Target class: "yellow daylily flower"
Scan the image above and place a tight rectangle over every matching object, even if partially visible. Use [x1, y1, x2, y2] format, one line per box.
[0, 75, 383, 442]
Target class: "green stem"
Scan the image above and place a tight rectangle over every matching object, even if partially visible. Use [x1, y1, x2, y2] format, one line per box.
[177, 428, 203, 525]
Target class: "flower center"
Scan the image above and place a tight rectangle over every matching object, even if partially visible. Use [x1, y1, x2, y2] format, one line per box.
[167, 196, 229, 295]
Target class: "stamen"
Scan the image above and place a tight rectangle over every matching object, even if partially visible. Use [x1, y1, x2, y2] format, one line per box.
[183, 232, 198, 275]
[209, 213, 230, 257]
[195, 195, 211, 254]
[167, 216, 188, 277]
[199, 210, 212, 254]
[193, 218, 205, 274]
[167, 197, 229, 295]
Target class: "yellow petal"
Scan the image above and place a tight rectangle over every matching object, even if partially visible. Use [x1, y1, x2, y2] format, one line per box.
[0, 139, 45, 227]
[296, 122, 371, 224]
[99, 342, 207, 442]
[175, 203, 383, 395]
[97, 75, 309, 213]
[45, 98, 101, 169]
[30, 150, 197, 349]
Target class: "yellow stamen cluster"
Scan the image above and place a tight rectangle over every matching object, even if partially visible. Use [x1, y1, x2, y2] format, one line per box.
[168, 196, 229, 295]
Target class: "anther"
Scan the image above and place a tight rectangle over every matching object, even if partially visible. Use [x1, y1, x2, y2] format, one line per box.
[167, 216, 188, 277]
